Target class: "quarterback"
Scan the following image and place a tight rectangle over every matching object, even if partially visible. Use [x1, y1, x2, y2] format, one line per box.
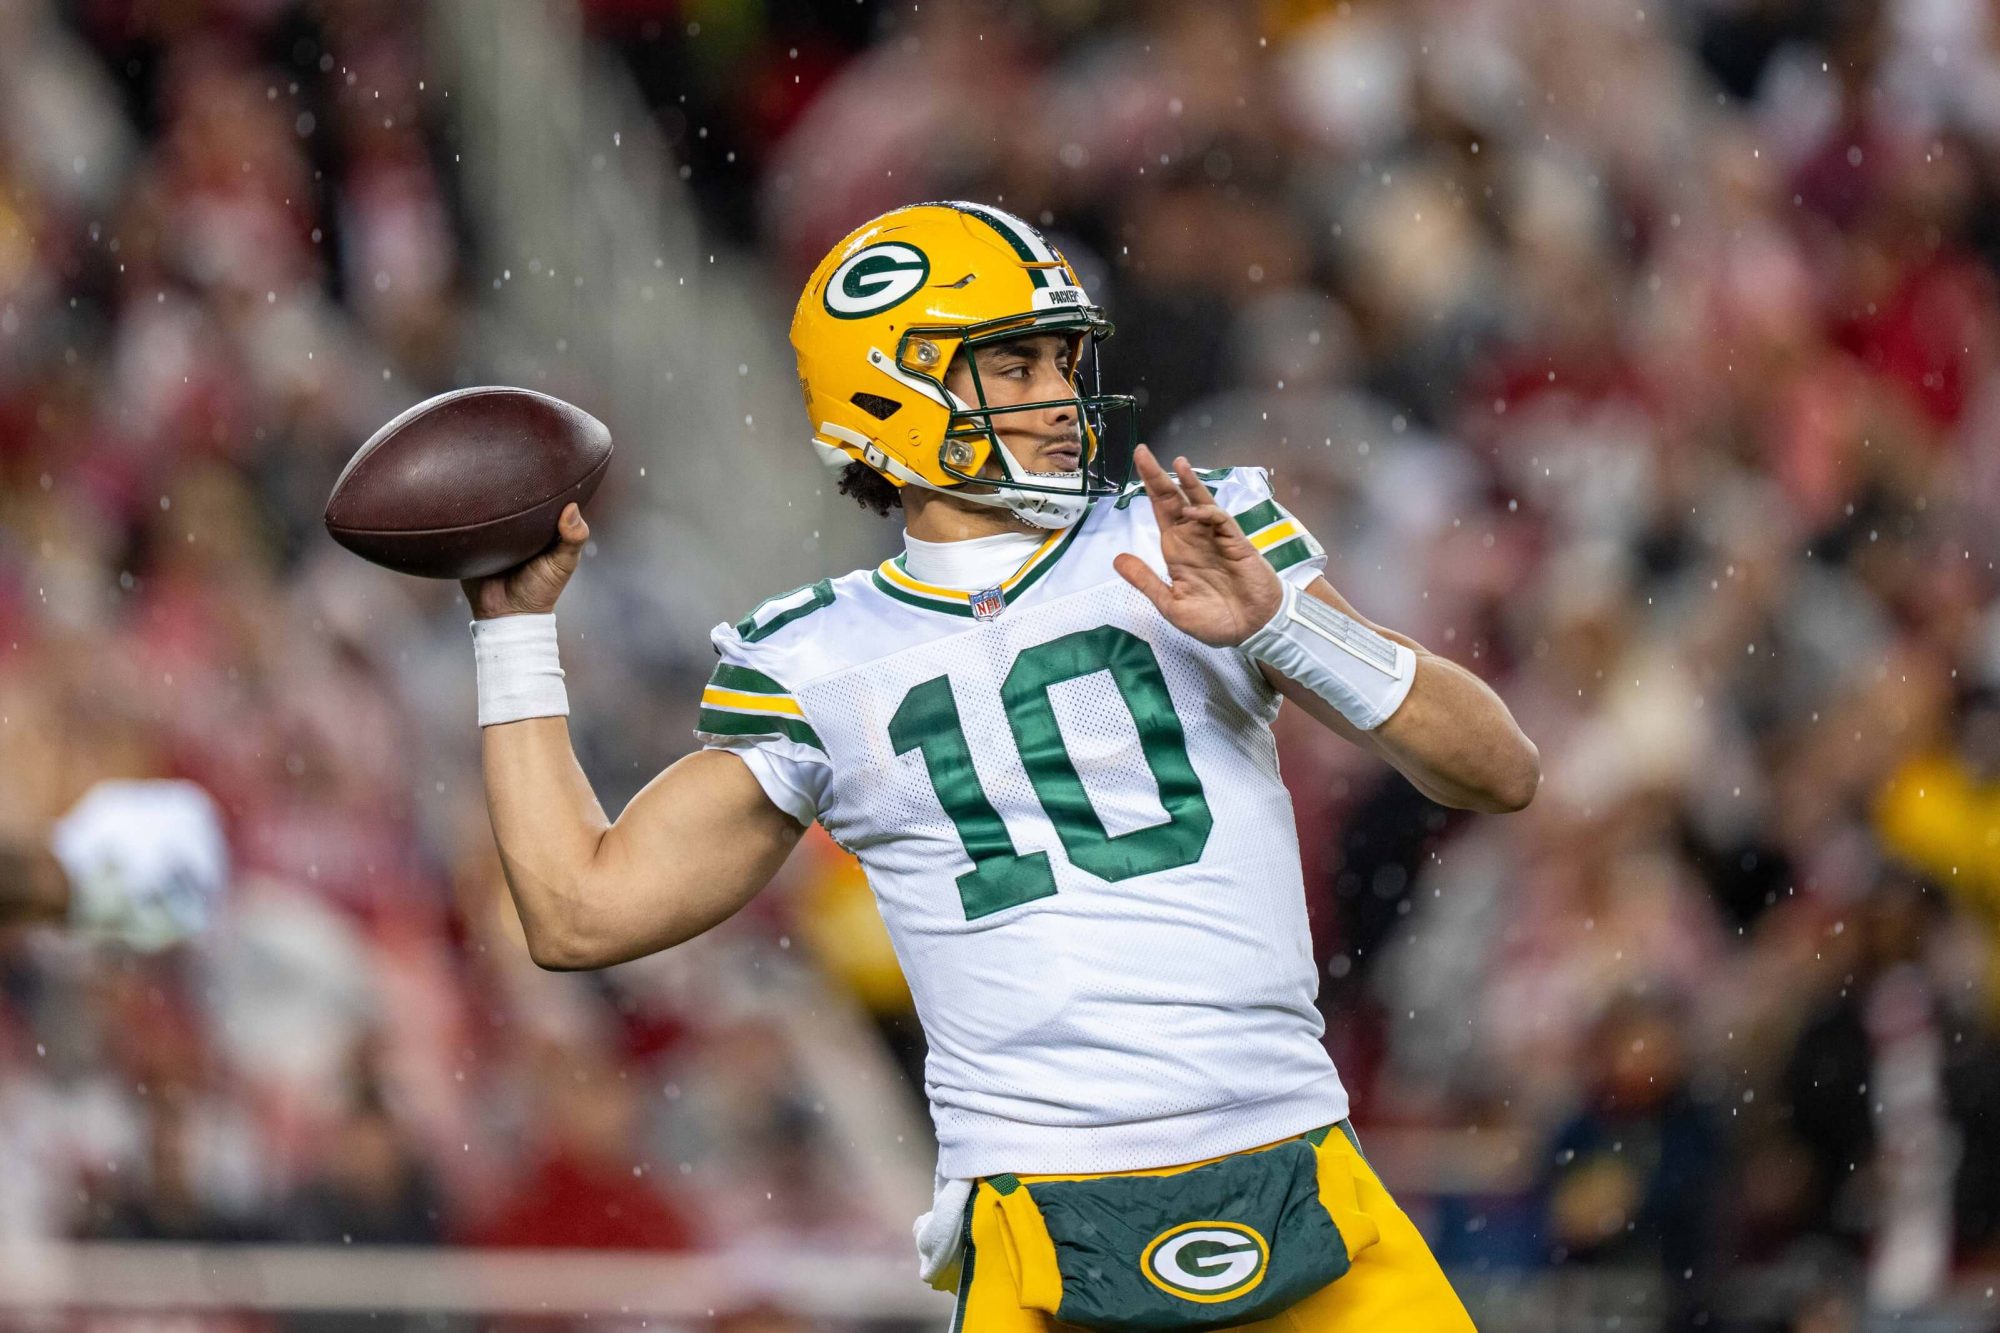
[466, 202, 1536, 1329]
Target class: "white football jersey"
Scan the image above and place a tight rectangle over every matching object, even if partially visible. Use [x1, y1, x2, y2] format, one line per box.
[697, 468, 1349, 1178]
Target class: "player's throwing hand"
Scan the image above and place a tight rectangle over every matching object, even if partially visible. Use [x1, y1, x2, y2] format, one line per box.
[461, 503, 590, 621]
[1112, 445, 1286, 647]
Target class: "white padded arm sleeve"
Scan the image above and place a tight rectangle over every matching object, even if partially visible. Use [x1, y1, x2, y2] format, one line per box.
[1241, 581, 1417, 731]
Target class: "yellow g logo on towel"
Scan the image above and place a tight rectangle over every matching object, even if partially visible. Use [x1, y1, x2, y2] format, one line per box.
[1141, 1221, 1270, 1302]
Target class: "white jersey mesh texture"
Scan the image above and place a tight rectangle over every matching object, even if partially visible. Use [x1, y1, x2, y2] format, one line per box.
[700, 468, 1347, 1177]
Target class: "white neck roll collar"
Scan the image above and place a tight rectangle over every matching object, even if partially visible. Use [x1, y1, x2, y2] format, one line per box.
[901, 527, 1048, 590]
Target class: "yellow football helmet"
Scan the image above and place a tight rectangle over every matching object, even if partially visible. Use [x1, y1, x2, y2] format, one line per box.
[790, 200, 1137, 528]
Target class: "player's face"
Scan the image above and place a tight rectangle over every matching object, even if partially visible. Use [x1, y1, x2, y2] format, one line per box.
[946, 334, 1082, 476]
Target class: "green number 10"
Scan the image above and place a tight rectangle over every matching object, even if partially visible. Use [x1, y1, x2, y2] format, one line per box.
[888, 626, 1214, 920]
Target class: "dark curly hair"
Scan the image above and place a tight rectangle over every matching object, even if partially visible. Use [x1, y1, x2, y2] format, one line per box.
[837, 461, 904, 517]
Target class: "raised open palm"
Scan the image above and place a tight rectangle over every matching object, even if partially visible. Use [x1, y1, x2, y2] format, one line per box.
[1112, 446, 1285, 647]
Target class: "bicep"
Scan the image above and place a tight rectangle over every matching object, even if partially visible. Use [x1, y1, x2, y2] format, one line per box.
[587, 748, 808, 962]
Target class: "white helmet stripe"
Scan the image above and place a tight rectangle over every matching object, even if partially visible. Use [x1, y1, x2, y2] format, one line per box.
[964, 203, 1056, 262]
[948, 201, 1060, 287]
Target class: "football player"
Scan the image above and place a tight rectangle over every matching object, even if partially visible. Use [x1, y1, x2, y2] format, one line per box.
[464, 202, 1537, 1329]
[0, 779, 229, 951]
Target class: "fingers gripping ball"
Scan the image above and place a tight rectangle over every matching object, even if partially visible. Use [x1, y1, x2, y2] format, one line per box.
[325, 387, 613, 579]
[51, 780, 230, 952]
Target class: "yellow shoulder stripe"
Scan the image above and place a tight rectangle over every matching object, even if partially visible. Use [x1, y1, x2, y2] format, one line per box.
[1250, 519, 1302, 552]
[700, 687, 806, 718]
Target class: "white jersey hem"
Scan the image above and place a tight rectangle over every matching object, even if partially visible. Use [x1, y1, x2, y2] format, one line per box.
[933, 1072, 1350, 1179]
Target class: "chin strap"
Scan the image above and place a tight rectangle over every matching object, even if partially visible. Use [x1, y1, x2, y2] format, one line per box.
[813, 427, 1089, 530]
[987, 440, 1089, 528]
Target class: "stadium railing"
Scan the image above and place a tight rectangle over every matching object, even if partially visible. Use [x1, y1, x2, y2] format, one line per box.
[5, 1244, 1997, 1331]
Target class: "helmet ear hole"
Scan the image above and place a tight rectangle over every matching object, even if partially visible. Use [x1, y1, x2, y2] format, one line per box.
[850, 392, 902, 421]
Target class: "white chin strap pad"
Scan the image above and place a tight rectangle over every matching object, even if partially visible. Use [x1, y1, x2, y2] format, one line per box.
[1004, 488, 1089, 529]
[991, 441, 1089, 529]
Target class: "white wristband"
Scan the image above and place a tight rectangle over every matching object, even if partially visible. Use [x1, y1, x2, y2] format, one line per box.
[1241, 582, 1416, 730]
[471, 613, 569, 727]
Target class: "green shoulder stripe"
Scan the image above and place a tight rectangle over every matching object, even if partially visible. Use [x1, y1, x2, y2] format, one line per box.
[696, 707, 825, 751]
[736, 580, 835, 644]
[1231, 497, 1284, 535]
[1265, 536, 1317, 573]
[708, 662, 789, 695]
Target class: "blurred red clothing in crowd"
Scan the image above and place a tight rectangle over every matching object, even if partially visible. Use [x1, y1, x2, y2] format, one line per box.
[476, 1150, 695, 1251]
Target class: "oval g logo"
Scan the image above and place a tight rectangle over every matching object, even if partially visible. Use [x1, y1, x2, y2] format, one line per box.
[1140, 1221, 1270, 1303]
[824, 242, 931, 319]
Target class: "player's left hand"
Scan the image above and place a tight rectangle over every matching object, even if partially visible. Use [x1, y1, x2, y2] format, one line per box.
[1113, 445, 1285, 647]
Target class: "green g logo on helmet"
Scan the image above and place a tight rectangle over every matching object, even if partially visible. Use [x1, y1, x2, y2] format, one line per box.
[1140, 1221, 1270, 1303]
[823, 242, 931, 319]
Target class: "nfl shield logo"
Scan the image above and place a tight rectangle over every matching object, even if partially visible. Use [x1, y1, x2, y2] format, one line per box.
[969, 587, 1007, 620]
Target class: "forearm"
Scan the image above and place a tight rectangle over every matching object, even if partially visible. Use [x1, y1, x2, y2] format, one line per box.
[0, 841, 70, 927]
[1264, 580, 1540, 813]
[464, 509, 802, 969]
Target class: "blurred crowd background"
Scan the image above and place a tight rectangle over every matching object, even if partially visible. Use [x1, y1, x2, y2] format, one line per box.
[5, 0, 2000, 1329]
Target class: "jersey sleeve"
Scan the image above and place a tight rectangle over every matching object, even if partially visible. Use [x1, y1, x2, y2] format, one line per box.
[1208, 466, 1327, 588]
[695, 623, 831, 828]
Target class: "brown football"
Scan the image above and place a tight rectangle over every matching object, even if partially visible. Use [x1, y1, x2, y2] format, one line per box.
[324, 386, 612, 580]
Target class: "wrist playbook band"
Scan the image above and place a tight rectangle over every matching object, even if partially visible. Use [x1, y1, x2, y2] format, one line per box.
[1241, 582, 1416, 731]
[471, 613, 569, 727]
